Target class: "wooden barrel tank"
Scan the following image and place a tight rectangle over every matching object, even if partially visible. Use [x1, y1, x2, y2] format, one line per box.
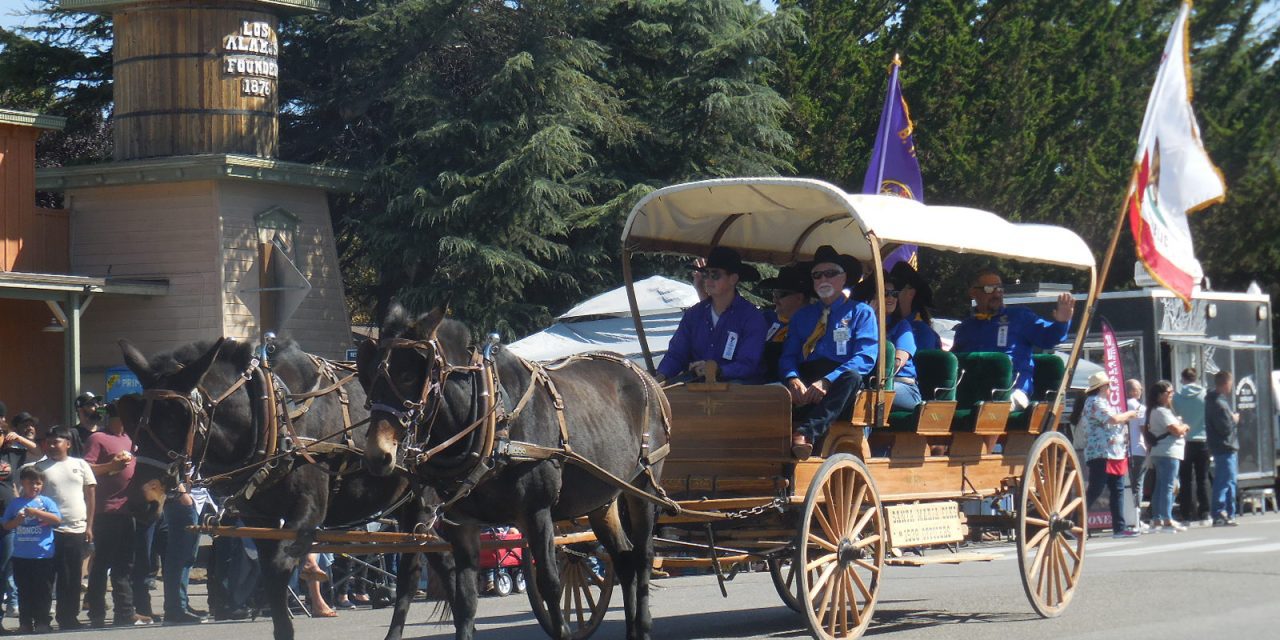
[113, 3, 279, 160]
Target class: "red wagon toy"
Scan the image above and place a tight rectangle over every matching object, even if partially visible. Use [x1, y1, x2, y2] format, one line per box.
[479, 527, 525, 597]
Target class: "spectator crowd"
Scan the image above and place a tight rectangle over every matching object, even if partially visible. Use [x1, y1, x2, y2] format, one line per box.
[0, 392, 387, 634]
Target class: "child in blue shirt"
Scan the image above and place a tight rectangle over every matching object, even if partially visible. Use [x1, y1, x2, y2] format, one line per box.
[3, 466, 62, 633]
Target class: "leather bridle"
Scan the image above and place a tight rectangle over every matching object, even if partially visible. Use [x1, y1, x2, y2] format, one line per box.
[131, 359, 263, 487]
[367, 336, 488, 457]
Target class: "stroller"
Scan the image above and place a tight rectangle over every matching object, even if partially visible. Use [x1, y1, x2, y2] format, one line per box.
[479, 527, 525, 597]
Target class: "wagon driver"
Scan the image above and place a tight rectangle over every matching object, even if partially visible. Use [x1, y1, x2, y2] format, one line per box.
[780, 245, 878, 459]
[951, 267, 1074, 408]
[655, 247, 768, 384]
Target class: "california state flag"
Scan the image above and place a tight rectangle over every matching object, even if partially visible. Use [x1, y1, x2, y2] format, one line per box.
[1127, 0, 1225, 307]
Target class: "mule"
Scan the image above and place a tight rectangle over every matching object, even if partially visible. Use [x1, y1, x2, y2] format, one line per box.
[117, 337, 409, 640]
[358, 304, 669, 640]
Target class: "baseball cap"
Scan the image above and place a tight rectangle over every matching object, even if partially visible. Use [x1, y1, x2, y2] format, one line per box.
[75, 391, 101, 408]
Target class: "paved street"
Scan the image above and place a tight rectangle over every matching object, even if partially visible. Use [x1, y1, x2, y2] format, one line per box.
[56, 512, 1280, 639]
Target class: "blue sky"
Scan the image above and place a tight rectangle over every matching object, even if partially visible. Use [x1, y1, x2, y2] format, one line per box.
[0, 0, 32, 30]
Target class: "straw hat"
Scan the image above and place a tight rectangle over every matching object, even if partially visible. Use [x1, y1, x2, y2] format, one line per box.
[1086, 371, 1111, 393]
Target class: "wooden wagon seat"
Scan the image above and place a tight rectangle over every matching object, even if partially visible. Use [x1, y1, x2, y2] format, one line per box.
[949, 352, 1015, 434]
[886, 349, 960, 435]
[1005, 354, 1066, 434]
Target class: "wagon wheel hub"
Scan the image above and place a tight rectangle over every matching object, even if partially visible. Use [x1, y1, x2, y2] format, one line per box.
[1048, 513, 1075, 535]
[837, 539, 863, 565]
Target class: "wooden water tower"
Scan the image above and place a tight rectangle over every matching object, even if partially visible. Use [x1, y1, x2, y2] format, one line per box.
[39, 0, 359, 372]
[109, 0, 286, 159]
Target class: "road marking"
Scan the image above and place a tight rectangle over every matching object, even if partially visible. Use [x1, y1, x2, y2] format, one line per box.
[1206, 541, 1280, 554]
[1090, 537, 1263, 558]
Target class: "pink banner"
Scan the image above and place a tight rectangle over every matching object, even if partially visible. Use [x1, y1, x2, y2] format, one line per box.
[1100, 317, 1125, 412]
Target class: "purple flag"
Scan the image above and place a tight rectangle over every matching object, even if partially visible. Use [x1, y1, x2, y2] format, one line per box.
[863, 55, 925, 270]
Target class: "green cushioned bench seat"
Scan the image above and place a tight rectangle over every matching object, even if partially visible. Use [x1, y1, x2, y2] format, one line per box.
[950, 351, 1014, 433]
[1007, 353, 1066, 433]
[886, 349, 959, 434]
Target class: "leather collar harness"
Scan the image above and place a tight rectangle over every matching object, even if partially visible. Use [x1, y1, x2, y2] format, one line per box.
[132, 354, 371, 506]
[368, 336, 676, 521]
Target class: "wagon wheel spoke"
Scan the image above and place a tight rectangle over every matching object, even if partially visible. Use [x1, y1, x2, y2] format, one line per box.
[1024, 516, 1050, 528]
[852, 558, 880, 575]
[826, 567, 845, 637]
[846, 482, 868, 539]
[849, 506, 876, 542]
[809, 557, 840, 602]
[1055, 469, 1079, 513]
[1050, 446, 1065, 509]
[1026, 476, 1052, 518]
[806, 552, 838, 574]
[1023, 525, 1050, 552]
[813, 502, 841, 545]
[852, 533, 881, 549]
[1059, 496, 1083, 519]
[807, 532, 840, 553]
[821, 482, 844, 543]
[850, 564, 873, 603]
[1056, 532, 1081, 565]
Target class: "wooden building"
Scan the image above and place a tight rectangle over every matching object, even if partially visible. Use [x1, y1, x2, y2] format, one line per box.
[1, 109, 166, 425]
[28, 0, 359, 415]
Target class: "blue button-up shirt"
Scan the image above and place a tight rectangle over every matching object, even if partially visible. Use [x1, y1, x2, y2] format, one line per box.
[779, 296, 878, 384]
[952, 306, 1070, 396]
[888, 317, 917, 380]
[910, 318, 941, 351]
[658, 294, 767, 383]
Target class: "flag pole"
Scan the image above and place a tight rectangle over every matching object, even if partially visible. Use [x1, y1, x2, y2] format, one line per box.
[1047, 164, 1137, 432]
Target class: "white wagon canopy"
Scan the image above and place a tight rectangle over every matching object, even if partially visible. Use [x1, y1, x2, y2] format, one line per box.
[621, 177, 1095, 272]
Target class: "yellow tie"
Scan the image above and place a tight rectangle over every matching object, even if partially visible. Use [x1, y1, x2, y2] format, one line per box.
[802, 307, 829, 358]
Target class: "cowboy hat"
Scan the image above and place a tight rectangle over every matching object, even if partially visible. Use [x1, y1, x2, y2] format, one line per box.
[888, 262, 934, 310]
[758, 264, 811, 297]
[699, 246, 760, 282]
[808, 245, 858, 280]
[1086, 370, 1111, 393]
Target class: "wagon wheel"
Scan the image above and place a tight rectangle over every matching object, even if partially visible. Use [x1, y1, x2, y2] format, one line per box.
[1017, 431, 1087, 617]
[766, 557, 804, 613]
[796, 454, 885, 640]
[524, 543, 614, 640]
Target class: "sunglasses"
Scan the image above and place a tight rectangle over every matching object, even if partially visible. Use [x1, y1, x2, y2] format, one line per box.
[974, 284, 1005, 294]
[884, 289, 900, 298]
[772, 290, 801, 300]
[696, 269, 730, 281]
[811, 269, 845, 281]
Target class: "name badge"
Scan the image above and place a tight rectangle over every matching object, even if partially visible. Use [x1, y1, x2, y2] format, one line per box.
[723, 331, 739, 360]
[997, 325, 1009, 348]
[833, 327, 850, 356]
[765, 322, 782, 341]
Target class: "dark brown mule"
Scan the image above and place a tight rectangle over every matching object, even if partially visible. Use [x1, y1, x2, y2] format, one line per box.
[117, 338, 409, 640]
[358, 304, 669, 640]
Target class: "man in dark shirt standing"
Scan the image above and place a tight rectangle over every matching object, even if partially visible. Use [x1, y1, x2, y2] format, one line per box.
[83, 407, 147, 626]
[1206, 370, 1240, 527]
[69, 393, 104, 459]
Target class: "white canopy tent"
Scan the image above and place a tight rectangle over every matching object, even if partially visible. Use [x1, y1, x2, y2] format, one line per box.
[507, 276, 699, 362]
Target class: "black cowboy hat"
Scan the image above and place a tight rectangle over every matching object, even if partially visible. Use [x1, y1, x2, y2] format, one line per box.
[888, 262, 934, 310]
[700, 246, 760, 282]
[758, 265, 811, 297]
[808, 245, 859, 279]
